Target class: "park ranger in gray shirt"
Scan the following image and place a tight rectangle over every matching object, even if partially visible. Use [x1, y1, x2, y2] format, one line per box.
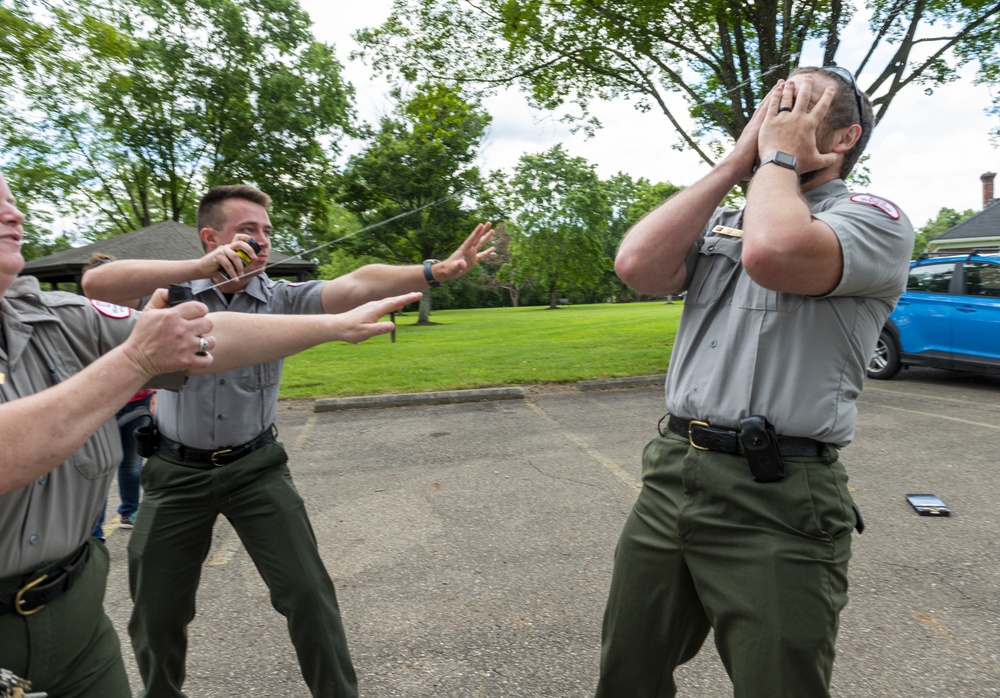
[596, 68, 914, 698]
[0, 169, 420, 698]
[82, 184, 495, 698]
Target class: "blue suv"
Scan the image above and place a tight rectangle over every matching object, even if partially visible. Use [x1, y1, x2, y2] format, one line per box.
[868, 250, 1000, 379]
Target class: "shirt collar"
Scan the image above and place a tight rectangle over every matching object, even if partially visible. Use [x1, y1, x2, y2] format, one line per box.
[804, 179, 849, 207]
[189, 273, 271, 305]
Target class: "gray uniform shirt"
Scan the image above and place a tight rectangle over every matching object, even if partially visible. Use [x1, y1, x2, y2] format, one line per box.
[154, 274, 326, 450]
[665, 179, 915, 447]
[0, 277, 182, 577]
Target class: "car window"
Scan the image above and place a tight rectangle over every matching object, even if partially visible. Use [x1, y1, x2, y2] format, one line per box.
[962, 261, 1000, 298]
[907, 263, 953, 293]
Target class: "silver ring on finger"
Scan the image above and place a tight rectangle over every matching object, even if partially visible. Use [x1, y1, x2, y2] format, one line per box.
[197, 336, 210, 355]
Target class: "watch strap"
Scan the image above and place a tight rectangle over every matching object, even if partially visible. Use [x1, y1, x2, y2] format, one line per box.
[758, 151, 799, 175]
[423, 259, 442, 288]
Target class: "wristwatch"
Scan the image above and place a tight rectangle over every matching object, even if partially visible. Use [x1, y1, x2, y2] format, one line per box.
[758, 151, 799, 175]
[423, 259, 442, 288]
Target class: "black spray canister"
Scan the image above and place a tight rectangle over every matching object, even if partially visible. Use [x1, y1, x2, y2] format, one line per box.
[167, 284, 207, 356]
[218, 238, 262, 281]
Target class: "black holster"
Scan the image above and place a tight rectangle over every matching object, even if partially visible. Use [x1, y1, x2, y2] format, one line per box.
[739, 415, 785, 482]
[135, 423, 161, 458]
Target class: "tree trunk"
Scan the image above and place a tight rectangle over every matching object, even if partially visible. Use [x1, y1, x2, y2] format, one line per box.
[417, 292, 433, 324]
[548, 284, 558, 309]
[507, 286, 520, 307]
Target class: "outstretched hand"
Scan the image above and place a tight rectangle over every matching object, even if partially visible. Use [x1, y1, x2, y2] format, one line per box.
[433, 223, 496, 282]
[330, 291, 424, 344]
[123, 288, 216, 376]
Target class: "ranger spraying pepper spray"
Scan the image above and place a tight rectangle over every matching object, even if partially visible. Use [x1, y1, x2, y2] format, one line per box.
[168, 237, 262, 349]
[166, 190, 464, 329]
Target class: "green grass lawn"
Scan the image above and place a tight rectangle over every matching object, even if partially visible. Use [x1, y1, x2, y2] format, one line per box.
[280, 301, 682, 399]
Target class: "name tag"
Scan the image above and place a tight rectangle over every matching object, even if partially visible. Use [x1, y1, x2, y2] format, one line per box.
[712, 225, 743, 238]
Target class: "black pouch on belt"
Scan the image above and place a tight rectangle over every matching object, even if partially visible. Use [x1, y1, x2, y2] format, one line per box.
[135, 423, 160, 458]
[739, 415, 785, 482]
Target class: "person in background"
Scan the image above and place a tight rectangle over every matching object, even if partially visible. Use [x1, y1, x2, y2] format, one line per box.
[596, 67, 915, 697]
[83, 253, 153, 540]
[0, 169, 420, 698]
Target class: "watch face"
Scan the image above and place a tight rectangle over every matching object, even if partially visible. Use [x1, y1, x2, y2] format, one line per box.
[775, 152, 796, 168]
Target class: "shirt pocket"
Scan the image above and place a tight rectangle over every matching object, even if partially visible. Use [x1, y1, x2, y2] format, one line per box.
[239, 360, 281, 392]
[685, 236, 742, 308]
[72, 420, 122, 480]
[735, 272, 805, 313]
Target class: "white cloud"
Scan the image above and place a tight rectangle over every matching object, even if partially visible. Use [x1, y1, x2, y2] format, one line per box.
[306, 0, 999, 228]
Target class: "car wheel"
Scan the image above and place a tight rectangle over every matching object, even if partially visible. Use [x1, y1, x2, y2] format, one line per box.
[867, 330, 901, 380]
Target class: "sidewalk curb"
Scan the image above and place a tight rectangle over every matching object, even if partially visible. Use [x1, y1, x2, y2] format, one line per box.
[312, 375, 665, 412]
[314, 387, 526, 412]
[577, 374, 666, 391]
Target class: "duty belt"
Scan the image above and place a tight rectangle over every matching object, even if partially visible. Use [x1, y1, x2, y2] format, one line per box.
[0, 541, 90, 617]
[159, 425, 277, 467]
[663, 414, 829, 458]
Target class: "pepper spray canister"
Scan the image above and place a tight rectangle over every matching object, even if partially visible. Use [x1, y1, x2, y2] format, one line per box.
[167, 284, 207, 356]
[218, 238, 262, 281]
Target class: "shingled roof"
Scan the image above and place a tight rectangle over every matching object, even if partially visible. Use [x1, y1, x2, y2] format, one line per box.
[927, 200, 1000, 253]
[20, 220, 316, 290]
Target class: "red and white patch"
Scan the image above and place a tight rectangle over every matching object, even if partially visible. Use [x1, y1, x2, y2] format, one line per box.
[850, 194, 901, 220]
[90, 299, 132, 319]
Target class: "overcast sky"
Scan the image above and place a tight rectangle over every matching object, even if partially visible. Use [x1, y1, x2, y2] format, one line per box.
[300, 0, 999, 229]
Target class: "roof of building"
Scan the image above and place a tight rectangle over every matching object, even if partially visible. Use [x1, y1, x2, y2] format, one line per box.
[932, 199, 1000, 242]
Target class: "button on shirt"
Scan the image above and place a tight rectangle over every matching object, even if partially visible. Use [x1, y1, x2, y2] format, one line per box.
[154, 275, 326, 450]
[665, 179, 915, 447]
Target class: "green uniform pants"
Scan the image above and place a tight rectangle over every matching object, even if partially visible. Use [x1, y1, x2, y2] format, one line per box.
[0, 538, 131, 697]
[596, 430, 857, 698]
[127, 442, 356, 698]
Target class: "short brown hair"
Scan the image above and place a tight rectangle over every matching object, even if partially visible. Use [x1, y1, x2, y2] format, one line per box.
[196, 185, 272, 232]
[791, 66, 874, 179]
[82, 252, 116, 272]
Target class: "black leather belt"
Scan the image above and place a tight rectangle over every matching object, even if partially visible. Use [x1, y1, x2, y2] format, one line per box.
[0, 541, 90, 617]
[664, 415, 829, 458]
[159, 425, 277, 467]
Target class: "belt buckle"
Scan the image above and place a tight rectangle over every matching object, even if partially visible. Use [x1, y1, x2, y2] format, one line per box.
[210, 448, 232, 467]
[15, 574, 48, 616]
[688, 420, 710, 451]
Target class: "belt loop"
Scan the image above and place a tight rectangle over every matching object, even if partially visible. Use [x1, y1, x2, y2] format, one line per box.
[657, 414, 670, 437]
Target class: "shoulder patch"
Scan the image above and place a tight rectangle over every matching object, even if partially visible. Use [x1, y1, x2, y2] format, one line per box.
[90, 299, 132, 319]
[850, 194, 901, 220]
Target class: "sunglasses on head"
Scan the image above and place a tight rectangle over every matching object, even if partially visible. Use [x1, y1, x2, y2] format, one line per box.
[822, 65, 866, 131]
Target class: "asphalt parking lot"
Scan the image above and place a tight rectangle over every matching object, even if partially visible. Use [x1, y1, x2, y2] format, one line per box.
[98, 368, 1000, 697]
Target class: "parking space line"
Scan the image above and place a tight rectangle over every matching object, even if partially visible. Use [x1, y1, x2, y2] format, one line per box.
[869, 401, 1000, 430]
[523, 397, 641, 491]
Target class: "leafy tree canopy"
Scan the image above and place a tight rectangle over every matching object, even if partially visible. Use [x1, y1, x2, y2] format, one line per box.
[336, 82, 492, 322]
[913, 206, 977, 257]
[1, 0, 354, 255]
[355, 0, 1000, 170]
[503, 144, 611, 308]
